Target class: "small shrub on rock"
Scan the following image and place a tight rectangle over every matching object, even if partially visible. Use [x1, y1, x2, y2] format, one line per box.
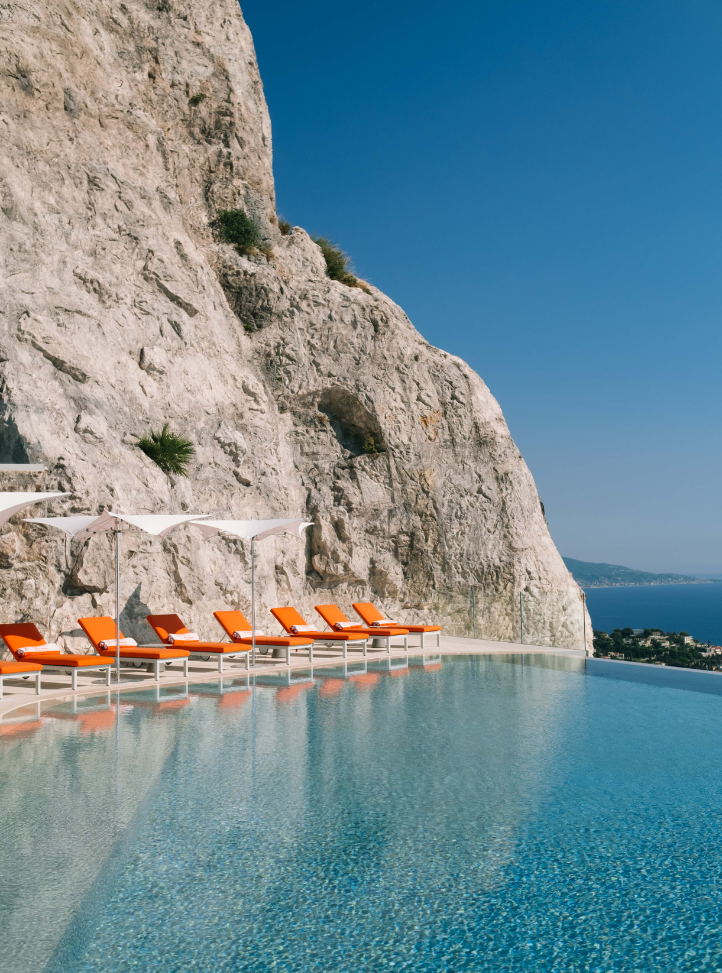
[278, 218, 292, 235]
[363, 436, 381, 455]
[188, 92, 206, 107]
[312, 236, 361, 287]
[215, 209, 262, 255]
[137, 424, 195, 476]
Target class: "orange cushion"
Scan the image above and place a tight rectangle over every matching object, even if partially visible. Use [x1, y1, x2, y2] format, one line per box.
[0, 622, 48, 658]
[351, 602, 385, 625]
[77, 616, 127, 650]
[96, 647, 190, 660]
[214, 610, 252, 640]
[270, 606, 308, 633]
[186, 642, 251, 654]
[0, 660, 42, 674]
[32, 654, 109, 668]
[314, 604, 351, 628]
[351, 603, 440, 632]
[146, 614, 190, 641]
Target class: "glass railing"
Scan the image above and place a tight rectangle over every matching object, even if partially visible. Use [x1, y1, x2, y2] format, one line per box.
[414, 588, 589, 652]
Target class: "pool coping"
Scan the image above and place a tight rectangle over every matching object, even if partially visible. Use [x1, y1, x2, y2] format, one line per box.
[0, 636, 587, 721]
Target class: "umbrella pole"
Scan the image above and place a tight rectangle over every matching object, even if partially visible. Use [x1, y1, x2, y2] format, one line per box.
[115, 527, 121, 684]
[251, 536, 255, 668]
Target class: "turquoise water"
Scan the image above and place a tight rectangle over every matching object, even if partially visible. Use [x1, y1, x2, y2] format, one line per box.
[2, 655, 722, 972]
[585, 581, 722, 643]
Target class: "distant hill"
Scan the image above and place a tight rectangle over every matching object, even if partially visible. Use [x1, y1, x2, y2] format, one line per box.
[562, 557, 718, 588]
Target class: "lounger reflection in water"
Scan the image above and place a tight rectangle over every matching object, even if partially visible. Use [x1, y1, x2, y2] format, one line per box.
[0, 623, 112, 691]
[352, 602, 441, 649]
[146, 614, 253, 672]
[314, 604, 410, 653]
[270, 607, 370, 658]
[78, 616, 191, 681]
[213, 610, 314, 665]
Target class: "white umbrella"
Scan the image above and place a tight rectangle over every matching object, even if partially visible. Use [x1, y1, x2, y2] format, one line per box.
[26, 513, 206, 681]
[0, 491, 70, 525]
[191, 519, 312, 664]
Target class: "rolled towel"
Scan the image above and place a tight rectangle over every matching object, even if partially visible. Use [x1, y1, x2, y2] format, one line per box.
[371, 619, 398, 627]
[290, 624, 315, 634]
[232, 630, 264, 640]
[167, 632, 199, 644]
[334, 621, 356, 630]
[99, 638, 138, 650]
[17, 642, 61, 658]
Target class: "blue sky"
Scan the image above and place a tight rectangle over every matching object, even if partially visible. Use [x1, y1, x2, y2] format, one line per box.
[241, 0, 722, 574]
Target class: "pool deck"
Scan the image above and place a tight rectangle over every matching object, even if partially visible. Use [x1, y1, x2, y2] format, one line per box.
[0, 636, 586, 721]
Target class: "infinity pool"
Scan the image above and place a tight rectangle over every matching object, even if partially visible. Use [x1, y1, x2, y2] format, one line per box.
[1, 654, 721, 972]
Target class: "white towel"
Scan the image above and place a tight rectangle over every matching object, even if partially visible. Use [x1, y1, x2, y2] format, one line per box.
[168, 632, 199, 644]
[334, 621, 356, 630]
[371, 619, 397, 627]
[17, 642, 61, 658]
[232, 630, 264, 640]
[99, 638, 138, 650]
[290, 624, 314, 634]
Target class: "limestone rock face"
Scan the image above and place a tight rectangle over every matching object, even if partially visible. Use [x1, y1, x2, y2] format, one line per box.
[0, 0, 590, 652]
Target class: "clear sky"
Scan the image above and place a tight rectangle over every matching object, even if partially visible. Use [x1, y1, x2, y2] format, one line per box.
[241, 0, 722, 575]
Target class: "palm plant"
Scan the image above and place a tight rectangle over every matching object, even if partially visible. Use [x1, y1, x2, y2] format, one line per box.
[137, 424, 195, 477]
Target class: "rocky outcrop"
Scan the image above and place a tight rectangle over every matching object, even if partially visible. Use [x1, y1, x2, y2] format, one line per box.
[0, 0, 589, 652]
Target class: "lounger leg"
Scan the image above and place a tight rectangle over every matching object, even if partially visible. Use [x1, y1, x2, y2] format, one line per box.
[387, 636, 391, 655]
[421, 632, 425, 651]
[245, 651, 249, 671]
[219, 655, 224, 674]
[36, 672, 41, 695]
[72, 670, 77, 692]
[106, 666, 111, 687]
[0, 677, 3, 700]
[310, 643, 314, 665]
[405, 635, 409, 652]
[184, 658, 189, 677]
[286, 646, 290, 667]
[437, 632, 440, 647]
[363, 638, 367, 658]
[343, 642, 347, 660]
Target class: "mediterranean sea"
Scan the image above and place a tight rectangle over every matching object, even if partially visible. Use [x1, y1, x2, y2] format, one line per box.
[584, 582, 722, 645]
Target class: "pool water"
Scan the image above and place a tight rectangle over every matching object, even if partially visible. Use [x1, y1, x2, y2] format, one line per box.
[1, 654, 722, 972]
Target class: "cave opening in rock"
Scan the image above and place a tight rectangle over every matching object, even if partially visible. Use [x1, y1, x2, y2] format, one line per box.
[318, 388, 385, 457]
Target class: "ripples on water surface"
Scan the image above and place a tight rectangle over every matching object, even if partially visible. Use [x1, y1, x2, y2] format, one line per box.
[1, 654, 721, 972]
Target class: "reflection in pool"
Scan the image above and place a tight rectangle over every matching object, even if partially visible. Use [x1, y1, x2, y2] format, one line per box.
[1, 654, 721, 972]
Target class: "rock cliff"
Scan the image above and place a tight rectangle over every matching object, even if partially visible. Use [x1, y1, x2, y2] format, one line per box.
[0, 0, 590, 651]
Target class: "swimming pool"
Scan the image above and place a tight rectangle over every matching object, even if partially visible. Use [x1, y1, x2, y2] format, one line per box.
[1, 654, 721, 972]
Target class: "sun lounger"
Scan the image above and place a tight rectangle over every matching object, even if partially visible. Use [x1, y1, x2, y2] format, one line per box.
[0, 659, 42, 698]
[314, 604, 410, 652]
[0, 623, 112, 691]
[213, 609, 315, 665]
[352, 602, 441, 649]
[270, 607, 371, 658]
[78, 616, 191, 681]
[146, 614, 253, 672]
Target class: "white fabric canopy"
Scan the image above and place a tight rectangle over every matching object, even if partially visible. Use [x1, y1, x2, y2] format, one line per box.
[27, 512, 206, 538]
[192, 518, 313, 541]
[27, 511, 207, 682]
[191, 517, 312, 666]
[0, 491, 69, 528]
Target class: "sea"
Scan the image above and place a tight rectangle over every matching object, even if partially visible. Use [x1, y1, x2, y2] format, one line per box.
[584, 583, 722, 646]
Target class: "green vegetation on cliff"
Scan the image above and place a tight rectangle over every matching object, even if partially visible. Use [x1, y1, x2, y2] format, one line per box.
[593, 627, 722, 669]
